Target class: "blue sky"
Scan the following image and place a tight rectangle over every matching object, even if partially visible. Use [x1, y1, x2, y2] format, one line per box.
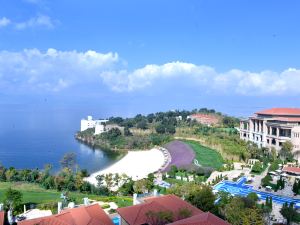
[1, 0, 300, 117]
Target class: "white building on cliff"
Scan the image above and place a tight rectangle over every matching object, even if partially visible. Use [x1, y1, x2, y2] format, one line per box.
[80, 116, 109, 134]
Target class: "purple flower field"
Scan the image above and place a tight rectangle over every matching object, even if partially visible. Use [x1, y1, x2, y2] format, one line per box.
[163, 140, 195, 172]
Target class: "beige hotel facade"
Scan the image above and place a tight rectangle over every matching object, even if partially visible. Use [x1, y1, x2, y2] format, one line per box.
[240, 108, 300, 160]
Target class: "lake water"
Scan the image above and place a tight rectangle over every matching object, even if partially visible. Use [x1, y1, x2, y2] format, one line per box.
[0, 95, 285, 173]
[0, 105, 122, 173]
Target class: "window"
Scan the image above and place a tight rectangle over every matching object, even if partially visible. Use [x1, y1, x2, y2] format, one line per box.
[272, 139, 276, 145]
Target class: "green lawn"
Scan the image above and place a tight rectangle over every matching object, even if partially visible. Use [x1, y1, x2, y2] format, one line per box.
[184, 140, 224, 169]
[0, 182, 132, 209]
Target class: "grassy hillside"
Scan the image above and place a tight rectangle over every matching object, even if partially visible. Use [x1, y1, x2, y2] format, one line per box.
[183, 140, 224, 169]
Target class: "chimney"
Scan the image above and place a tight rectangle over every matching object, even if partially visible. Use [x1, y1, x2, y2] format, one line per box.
[68, 202, 75, 208]
[58, 202, 62, 214]
[0, 203, 3, 211]
[133, 193, 138, 205]
[24, 205, 26, 213]
[153, 189, 158, 196]
[7, 209, 13, 225]
[83, 197, 90, 206]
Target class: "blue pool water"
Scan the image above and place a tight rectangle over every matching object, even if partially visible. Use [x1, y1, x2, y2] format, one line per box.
[112, 217, 120, 225]
[214, 177, 300, 207]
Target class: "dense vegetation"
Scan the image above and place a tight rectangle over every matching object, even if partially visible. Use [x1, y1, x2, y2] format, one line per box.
[77, 108, 243, 159]
[0, 153, 137, 214]
[167, 183, 265, 224]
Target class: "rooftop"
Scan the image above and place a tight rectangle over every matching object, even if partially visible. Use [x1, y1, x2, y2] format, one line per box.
[17, 204, 114, 225]
[282, 166, 300, 175]
[256, 108, 300, 116]
[0, 211, 4, 225]
[167, 212, 231, 225]
[117, 195, 203, 225]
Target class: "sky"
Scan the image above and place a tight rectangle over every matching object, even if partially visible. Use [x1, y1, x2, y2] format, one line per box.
[1, 0, 300, 118]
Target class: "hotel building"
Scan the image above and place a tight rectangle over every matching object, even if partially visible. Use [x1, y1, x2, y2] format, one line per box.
[240, 108, 300, 160]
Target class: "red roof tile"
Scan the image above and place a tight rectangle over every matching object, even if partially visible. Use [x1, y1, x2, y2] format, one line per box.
[18, 204, 114, 225]
[117, 195, 203, 225]
[256, 108, 300, 116]
[282, 166, 300, 174]
[167, 212, 231, 225]
[144, 195, 203, 216]
[268, 117, 300, 122]
[0, 211, 4, 225]
[117, 201, 167, 225]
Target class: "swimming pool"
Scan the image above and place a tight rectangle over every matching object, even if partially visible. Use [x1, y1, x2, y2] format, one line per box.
[214, 177, 300, 207]
[112, 217, 120, 225]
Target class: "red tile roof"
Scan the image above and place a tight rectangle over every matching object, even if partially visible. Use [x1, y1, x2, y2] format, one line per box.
[256, 108, 300, 116]
[144, 195, 203, 215]
[117, 195, 203, 225]
[0, 211, 4, 225]
[18, 204, 114, 225]
[268, 117, 300, 122]
[282, 166, 300, 174]
[167, 212, 231, 225]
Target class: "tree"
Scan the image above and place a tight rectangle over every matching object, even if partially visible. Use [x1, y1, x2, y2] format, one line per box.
[119, 177, 134, 195]
[224, 198, 245, 225]
[104, 173, 114, 190]
[60, 152, 76, 169]
[251, 162, 263, 173]
[96, 174, 105, 187]
[271, 147, 277, 161]
[186, 185, 216, 213]
[293, 179, 300, 195]
[241, 208, 264, 225]
[137, 119, 148, 130]
[261, 174, 272, 187]
[217, 191, 233, 217]
[280, 141, 293, 162]
[4, 188, 23, 211]
[280, 202, 298, 225]
[147, 113, 155, 123]
[124, 126, 132, 136]
[106, 128, 122, 139]
[222, 116, 238, 128]
[166, 125, 176, 134]
[133, 178, 152, 194]
[247, 192, 259, 203]
[156, 123, 166, 134]
[168, 165, 178, 178]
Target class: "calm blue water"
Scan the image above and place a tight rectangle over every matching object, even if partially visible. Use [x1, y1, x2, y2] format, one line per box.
[0, 105, 121, 173]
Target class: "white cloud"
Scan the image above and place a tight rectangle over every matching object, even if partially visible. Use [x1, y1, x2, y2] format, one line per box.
[0, 17, 11, 27]
[0, 48, 118, 92]
[1, 48, 299, 96]
[100, 62, 300, 96]
[15, 15, 56, 30]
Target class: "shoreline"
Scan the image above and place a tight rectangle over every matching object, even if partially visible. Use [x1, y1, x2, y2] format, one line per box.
[85, 148, 167, 184]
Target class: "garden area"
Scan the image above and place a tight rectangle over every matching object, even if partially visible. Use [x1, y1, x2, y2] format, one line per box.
[0, 181, 132, 214]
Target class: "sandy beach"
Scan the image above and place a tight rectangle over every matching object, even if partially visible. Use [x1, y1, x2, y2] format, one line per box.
[85, 148, 165, 185]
